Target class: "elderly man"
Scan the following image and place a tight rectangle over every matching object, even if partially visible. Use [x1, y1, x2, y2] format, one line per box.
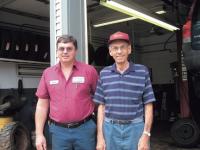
[94, 31, 156, 150]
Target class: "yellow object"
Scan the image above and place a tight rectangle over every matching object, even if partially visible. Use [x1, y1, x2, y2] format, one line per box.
[0, 117, 13, 129]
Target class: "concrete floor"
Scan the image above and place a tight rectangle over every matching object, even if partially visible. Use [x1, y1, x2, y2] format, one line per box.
[151, 138, 200, 150]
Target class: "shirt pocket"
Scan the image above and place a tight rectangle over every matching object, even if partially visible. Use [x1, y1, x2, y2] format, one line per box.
[71, 79, 90, 97]
[48, 82, 61, 96]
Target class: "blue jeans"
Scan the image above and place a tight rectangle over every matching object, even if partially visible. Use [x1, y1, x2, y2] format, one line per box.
[49, 119, 96, 150]
[103, 118, 144, 150]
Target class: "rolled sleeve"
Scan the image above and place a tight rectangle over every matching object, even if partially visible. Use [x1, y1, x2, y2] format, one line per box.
[35, 70, 49, 99]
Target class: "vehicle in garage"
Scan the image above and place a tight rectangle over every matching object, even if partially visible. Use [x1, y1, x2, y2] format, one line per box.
[0, 0, 199, 149]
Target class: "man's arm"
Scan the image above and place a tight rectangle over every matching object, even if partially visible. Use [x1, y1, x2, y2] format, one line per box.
[96, 104, 106, 150]
[35, 98, 49, 150]
[143, 103, 153, 134]
[138, 103, 153, 150]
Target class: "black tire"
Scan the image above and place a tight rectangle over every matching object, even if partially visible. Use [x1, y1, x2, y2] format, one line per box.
[94, 45, 108, 66]
[88, 43, 95, 64]
[0, 122, 31, 150]
[171, 118, 200, 147]
[94, 45, 114, 66]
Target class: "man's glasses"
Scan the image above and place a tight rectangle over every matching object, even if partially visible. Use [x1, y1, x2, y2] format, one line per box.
[58, 47, 74, 52]
[110, 44, 128, 52]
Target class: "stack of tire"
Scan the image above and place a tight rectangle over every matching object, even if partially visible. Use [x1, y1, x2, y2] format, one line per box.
[0, 28, 50, 62]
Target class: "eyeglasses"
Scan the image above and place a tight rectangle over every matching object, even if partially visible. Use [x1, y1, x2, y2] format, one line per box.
[58, 46, 74, 52]
[110, 44, 129, 52]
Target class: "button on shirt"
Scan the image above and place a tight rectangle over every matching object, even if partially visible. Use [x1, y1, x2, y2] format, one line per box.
[36, 61, 98, 123]
[94, 62, 156, 120]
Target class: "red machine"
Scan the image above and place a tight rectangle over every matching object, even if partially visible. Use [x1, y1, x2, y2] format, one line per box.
[171, 0, 200, 147]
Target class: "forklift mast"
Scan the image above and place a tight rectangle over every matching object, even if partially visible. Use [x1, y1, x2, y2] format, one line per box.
[182, 0, 200, 127]
[170, 0, 200, 147]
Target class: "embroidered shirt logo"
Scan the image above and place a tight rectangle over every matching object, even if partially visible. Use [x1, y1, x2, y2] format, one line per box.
[50, 80, 59, 85]
[72, 77, 85, 83]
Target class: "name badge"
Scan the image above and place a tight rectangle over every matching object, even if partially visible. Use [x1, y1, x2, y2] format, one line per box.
[72, 77, 85, 83]
[50, 80, 59, 85]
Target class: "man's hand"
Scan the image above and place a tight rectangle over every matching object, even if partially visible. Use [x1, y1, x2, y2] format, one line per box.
[138, 134, 150, 150]
[96, 135, 106, 150]
[36, 134, 47, 150]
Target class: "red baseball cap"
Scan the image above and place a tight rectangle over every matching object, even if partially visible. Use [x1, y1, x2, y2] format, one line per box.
[108, 31, 130, 44]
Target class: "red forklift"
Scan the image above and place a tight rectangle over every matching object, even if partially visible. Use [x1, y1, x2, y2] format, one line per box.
[171, 0, 200, 147]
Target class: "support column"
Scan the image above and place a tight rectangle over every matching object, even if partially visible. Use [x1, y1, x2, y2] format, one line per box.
[50, 0, 88, 65]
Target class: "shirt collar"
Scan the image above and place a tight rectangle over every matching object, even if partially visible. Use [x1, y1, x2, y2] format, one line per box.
[55, 60, 79, 71]
[111, 61, 136, 73]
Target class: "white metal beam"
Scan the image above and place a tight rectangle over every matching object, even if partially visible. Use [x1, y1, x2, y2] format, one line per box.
[50, 0, 88, 65]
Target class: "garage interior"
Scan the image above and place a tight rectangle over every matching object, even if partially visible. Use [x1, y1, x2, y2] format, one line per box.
[0, 0, 200, 149]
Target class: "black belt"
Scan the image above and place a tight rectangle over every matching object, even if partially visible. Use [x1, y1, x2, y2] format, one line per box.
[109, 119, 133, 124]
[49, 114, 93, 128]
[105, 117, 143, 124]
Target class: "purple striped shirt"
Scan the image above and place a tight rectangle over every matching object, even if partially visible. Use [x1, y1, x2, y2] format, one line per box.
[94, 62, 156, 120]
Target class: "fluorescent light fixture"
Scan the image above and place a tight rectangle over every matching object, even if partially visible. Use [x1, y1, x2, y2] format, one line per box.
[100, 0, 179, 31]
[93, 16, 136, 27]
[156, 10, 166, 15]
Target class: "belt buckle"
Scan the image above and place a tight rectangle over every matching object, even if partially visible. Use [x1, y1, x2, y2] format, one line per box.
[121, 120, 131, 124]
[111, 119, 131, 124]
[66, 122, 79, 128]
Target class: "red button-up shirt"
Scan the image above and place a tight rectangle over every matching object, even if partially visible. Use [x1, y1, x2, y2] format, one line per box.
[36, 61, 98, 123]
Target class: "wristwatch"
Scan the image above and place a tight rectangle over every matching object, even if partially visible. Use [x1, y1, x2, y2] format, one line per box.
[143, 131, 151, 137]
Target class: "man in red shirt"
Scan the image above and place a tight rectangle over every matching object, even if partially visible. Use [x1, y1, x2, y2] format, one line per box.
[35, 35, 98, 150]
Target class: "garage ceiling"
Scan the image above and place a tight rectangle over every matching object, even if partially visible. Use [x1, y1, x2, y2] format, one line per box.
[0, 0, 191, 36]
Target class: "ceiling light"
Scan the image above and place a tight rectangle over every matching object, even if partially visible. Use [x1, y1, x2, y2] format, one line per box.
[100, 0, 179, 31]
[93, 16, 136, 27]
[155, 10, 166, 15]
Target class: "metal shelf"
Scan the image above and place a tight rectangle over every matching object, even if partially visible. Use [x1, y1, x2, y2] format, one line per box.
[0, 58, 50, 65]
